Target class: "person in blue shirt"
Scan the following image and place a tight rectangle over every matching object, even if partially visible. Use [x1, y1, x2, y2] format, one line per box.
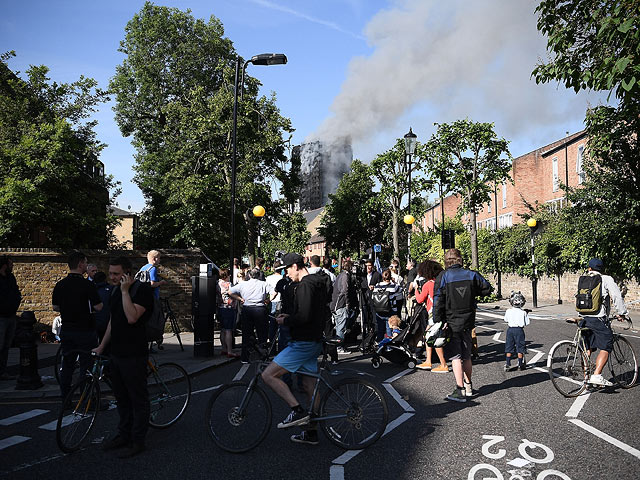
[138, 250, 166, 299]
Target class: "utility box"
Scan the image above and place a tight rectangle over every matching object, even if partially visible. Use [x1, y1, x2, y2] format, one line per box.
[191, 272, 218, 357]
[442, 229, 456, 250]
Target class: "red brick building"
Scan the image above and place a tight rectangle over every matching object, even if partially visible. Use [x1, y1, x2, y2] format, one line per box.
[417, 130, 588, 231]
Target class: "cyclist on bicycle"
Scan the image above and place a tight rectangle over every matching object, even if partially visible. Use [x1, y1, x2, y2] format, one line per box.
[580, 258, 628, 387]
[261, 252, 331, 445]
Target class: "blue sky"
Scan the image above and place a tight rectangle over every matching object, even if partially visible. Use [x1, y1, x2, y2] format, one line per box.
[1, 0, 605, 212]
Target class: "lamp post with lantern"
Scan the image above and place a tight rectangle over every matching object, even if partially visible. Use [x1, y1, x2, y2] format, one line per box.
[229, 53, 287, 273]
[527, 217, 539, 308]
[403, 128, 417, 261]
[253, 205, 265, 258]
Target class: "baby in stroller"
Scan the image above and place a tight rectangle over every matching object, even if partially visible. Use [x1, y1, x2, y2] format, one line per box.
[371, 305, 427, 369]
[377, 315, 402, 347]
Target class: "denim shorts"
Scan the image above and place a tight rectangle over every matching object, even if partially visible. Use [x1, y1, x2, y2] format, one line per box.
[505, 327, 526, 354]
[273, 341, 322, 374]
[580, 316, 613, 352]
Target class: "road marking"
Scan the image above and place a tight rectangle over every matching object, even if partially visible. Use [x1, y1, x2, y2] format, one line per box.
[1, 453, 66, 475]
[329, 465, 345, 480]
[0, 409, 49, 426]
[384, 368, 413, 384]
[569, 418, 640, 460]
[192, 384, 222, 395]
[529, 351, 544, 366]
[233, 363, 250, 382]
[565, 392, 590, 418]
[381, 383, 414, 412]
[0, 436, 30, 451]
[492, 331, 502, 341]
[39, 414, 77, 431]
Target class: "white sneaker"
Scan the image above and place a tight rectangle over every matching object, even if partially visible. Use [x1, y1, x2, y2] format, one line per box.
[588, 374, 613, 387]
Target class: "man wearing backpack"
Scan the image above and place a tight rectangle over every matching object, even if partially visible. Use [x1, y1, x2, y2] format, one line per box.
[136, 250, 166, 299]
[94, 256, 154, 458]
[578, 258, 628, 387]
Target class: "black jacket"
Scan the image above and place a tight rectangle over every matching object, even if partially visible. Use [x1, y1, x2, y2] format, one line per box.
[285, 272, 330, 342]
[363, 270, 382, 289]
[331, 271, 350, 311]
[432, 264, 492, 332]
[0, 272, 21, 316]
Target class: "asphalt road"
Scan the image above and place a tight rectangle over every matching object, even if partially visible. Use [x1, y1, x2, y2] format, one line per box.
[1, 307, 639, 480]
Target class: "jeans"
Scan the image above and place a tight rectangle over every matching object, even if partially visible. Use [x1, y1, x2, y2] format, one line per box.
[60, 328, 98, 398]
[375, 314, 390, 342]
[0, 315, 17, 375]
[110, 355, 150, 444]
[333, 307, 349, 340]
[240, 306, 268, 362]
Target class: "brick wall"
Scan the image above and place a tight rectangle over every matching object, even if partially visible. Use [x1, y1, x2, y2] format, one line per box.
[3, 248, 205, 327]
[490, 272, 640, 311]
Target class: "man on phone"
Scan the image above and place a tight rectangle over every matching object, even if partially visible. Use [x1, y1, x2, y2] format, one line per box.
[94, 256, 154, 458]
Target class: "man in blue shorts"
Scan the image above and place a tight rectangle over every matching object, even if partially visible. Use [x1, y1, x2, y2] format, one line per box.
[261, 252, 329, 445]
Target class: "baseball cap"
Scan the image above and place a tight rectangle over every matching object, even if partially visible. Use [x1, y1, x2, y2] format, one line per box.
[588, 258, 604, 272]
[281, 252, 304, 269]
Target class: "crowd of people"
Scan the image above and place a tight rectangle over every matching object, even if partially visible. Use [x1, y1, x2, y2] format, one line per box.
[0, 246, 631, 453]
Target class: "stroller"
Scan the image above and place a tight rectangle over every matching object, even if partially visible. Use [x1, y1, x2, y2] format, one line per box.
[371, 302, 428, 369]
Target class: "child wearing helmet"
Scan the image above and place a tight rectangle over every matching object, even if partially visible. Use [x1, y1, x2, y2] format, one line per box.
[504, 291, 530, 371]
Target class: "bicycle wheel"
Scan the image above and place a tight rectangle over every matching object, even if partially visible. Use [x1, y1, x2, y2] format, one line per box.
[206, 382, 272, 453]
[56, 377, 100, 453]
[548, 340, 588, 397]
[609, 336, 638, 388]
[148, 362, 191, 428]
[319, 378, 388, 450]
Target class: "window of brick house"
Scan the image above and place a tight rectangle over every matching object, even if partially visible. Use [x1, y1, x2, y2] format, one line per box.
[577, 145, 585, 184]
[498, 213, 513, 229]
[502, 182, 507, 208]
[552, 157, 559, 192]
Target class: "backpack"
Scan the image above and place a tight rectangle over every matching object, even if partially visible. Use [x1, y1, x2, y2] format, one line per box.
[575, 274, 603, 315]
[128, 281, 165, 342]
[372, 288, 391, 314]
[135, 264, 152, 283]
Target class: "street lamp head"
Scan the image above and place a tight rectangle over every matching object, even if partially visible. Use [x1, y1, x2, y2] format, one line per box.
[403, 214, 416, 225]
[526, 218, 537, 228]
[404, 127, 417, 156]
[250, 53, 288, 66]
[253, 205, 266, 218]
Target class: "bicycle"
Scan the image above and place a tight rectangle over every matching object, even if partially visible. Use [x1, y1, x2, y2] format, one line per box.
[547, 316, 638, 397]
[205, 332, 389, 453]
[56, 352, 191, 453]
[53, 344, 81, 386]
[160, 292, 184, 351]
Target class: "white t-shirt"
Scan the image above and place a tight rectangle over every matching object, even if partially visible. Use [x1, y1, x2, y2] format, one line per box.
[504, 307, 530, 328]
[229, 278, 273, 307]
[265, 273, 282, 302]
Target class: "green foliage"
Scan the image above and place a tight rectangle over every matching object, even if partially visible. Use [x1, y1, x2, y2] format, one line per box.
[533, 0, 640, 280]
[260, 210, 311, 262]
[370, 139, 433, 259]
[0, 51, 119, 248]
[421, 119, 511, 269]
[319, 159, 389, 256]
[109, 3, 294, 263]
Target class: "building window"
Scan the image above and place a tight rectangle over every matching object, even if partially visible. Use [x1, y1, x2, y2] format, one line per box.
[546, 197, 566, 213]
[477, 221, 484, 230]
[487, 198, 492, 213]
[552, 157, 559, 192]
[577, 145, 585, 184]
[485, 217, 496, 231]
[498, 213, 513, 229]
[502, 182, 507, 208]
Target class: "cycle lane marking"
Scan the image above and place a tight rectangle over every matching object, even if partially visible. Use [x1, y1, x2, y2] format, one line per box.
[565, 392, 591, 418]
[0, 409, 49, 426]
[0, 435, 30, 451]
[568, 419, 640, 460]
[329, 368, 415, 479]
[233, 363, 250, 382]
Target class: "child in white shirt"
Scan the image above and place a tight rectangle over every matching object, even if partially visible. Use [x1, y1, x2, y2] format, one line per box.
[504, 291, 530, 371]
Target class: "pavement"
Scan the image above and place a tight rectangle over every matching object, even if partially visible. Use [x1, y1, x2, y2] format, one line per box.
[0, 331, 239, 401]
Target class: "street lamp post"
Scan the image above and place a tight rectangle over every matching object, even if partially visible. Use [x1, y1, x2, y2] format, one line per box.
[403, 127, 417, 261]
[253, 205, 265, 258]
[229, 53, 287, 273]
[527, 218, 538, 308]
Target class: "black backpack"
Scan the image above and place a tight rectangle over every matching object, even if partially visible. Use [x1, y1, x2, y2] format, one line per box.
[575, 274, 603, 315]
[372, 288, 391, 314]
[126, 281, 165, 342]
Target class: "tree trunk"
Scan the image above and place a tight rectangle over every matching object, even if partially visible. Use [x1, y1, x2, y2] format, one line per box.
[470, 207, 479, 270]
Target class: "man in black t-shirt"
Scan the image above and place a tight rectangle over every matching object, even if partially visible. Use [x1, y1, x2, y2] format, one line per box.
[95, 256, 153, 458]
[52, 251, 103, 398]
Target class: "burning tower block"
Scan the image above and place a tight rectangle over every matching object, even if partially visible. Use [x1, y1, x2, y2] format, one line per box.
[298, 139, 352, 211]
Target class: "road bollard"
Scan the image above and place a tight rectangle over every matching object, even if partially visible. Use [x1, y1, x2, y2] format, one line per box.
[15, 311, 44, 390]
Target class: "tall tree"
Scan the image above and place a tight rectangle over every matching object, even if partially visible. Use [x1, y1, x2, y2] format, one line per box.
[319, 159, 386, 255]
[109, 2, 294, 264]
[423, 120, 511, 269]
[0, 51, 119, 248]
[533, 0, 640, 278]
[370, 139, 432, 259]
[260, 209, 311, 262]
